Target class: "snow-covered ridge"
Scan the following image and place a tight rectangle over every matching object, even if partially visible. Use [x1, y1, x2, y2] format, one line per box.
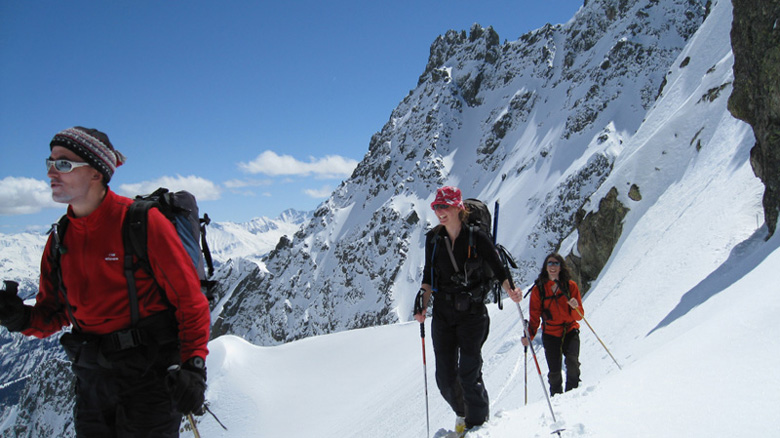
[0, 232, 47, 297]
[205, 208, 310, 269]
[0, 209, 310, 289]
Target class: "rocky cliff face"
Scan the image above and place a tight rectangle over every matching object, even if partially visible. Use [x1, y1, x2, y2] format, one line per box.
[216, 0, 709, 346]
[567, 186, 629, 293]
[728, 0, 780, 237]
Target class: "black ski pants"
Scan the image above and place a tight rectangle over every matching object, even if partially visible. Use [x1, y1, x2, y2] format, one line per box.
[542, 329, 581, 395]
[61, 329, 182, 437]
[431, 298, 490, 427]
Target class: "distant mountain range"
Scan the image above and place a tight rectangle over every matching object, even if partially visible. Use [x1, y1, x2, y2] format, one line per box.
[0, 208, 311, 297]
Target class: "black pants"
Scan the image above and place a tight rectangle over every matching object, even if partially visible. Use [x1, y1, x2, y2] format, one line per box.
[431, 299, 490, 427]
[542, 329, 580, 395]
[61, 318, 182, 437]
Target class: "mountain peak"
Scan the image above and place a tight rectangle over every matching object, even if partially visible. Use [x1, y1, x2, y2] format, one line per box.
[418, 24, 501, 87]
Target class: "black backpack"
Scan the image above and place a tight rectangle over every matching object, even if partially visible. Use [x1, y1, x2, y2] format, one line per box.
[463, 198, 493, 238]
[462, 198, 516, 308]
[49, 187, 215, 331]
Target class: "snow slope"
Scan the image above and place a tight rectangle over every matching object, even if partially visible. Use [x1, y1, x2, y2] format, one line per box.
[194, 130, 776, 436]
[196, 229, 778, 437]
[190, 1, 778, 436]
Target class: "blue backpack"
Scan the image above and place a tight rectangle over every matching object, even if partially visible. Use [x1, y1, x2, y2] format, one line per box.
[124, 188, 214, 290]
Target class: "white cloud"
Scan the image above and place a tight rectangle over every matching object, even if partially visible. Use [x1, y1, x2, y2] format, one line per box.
[223, 178, 273, 189]
[304, 185, 334, 199]
[0, 176, 59, 215]
[118, 175, 221, 201]
[239, 150, 358, 179]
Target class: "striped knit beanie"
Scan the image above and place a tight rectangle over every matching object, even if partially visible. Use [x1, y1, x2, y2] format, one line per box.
[50, 127, 126, 183]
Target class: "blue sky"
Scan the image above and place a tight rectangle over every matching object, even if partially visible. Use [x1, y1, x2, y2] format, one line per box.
[0, 0, 583, 233]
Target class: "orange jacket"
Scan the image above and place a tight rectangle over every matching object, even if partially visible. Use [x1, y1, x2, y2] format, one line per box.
[527, 279, 583, 339]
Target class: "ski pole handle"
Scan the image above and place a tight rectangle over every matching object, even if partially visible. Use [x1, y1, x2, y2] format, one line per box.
[1, 280, 19, 297]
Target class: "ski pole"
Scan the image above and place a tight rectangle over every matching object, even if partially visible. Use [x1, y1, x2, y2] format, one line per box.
[414, 289, 430, 438]
[493, 201, 561, 435]
[187, 414, 201, 438]
[555, 280, 622, 371]
[515, 300, 560, 435]
[524, 345, 528, 406]
[507, 277, 562, 436]
[573, 306, 622, 370]
[420, 322, 430, 438]
[204, 403, 228, 430]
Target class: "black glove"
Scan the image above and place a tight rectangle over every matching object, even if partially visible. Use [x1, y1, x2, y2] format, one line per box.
[0, 281, 30, 332]
[167, 357, 207, 415]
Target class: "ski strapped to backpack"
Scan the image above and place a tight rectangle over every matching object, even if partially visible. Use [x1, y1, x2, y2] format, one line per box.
[48, 187, 216, 333]
[462, 198, 516, 307]
[490, 200, 518, 309]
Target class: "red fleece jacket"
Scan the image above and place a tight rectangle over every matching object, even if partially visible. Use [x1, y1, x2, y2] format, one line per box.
[527, 279, 583, 339]
[24, 189, 210, 362]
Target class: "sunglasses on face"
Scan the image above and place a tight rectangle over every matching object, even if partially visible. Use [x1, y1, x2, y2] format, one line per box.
[432, 204, 451, 210]
[46, 158, 91, 173]
[546, 261, 561, 267]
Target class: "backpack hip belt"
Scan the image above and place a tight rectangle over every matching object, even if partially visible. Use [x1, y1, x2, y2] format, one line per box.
[99, 310, 179, 353]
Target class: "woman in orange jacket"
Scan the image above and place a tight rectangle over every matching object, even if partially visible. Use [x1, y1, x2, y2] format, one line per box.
[511, 253, 583, 395]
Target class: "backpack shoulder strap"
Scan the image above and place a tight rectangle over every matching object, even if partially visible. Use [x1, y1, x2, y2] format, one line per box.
[121, 199, 157, 327]
[49, 214, 70, 257]
[557, 279, 571, 299]
[468, 224, 475, 256]
[426, 228, 442, 292]
[443, 235, 460, 273]
[123, 199, 156, 265]
[537, 280, 554, 308]
[49, 215, 82, 332]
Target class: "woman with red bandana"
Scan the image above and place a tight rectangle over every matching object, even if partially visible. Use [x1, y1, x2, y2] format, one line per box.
[510, 253, 583, 396]
[414, 186, 521, 434]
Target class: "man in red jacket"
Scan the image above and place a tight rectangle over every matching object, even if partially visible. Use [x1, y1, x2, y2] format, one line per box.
[0, 127, 211, 437]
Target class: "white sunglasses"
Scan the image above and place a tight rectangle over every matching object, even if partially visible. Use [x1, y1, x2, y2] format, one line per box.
[46, 159, 91, 173]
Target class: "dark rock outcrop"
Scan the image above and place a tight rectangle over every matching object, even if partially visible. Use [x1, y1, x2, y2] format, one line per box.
[567, 187, 629, 293]
[728, 0, 780, 237]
